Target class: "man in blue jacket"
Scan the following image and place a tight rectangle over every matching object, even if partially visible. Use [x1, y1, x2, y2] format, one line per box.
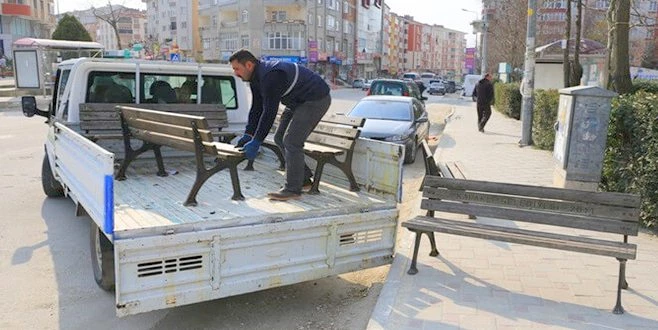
[229, 49, 331, 201]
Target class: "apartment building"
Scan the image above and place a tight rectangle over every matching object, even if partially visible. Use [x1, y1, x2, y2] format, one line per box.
[198, 0, 369, 79]
[64, 7, 147, 51]
[144, 0, 200, 60]
[0, 0, 56, 57]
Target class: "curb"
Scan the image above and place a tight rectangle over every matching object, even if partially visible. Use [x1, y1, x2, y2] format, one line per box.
[366, 106, 455, 330]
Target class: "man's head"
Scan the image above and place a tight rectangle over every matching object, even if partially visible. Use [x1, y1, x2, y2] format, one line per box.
[229, 49, 259, 82]
[484, 73, 492, 81]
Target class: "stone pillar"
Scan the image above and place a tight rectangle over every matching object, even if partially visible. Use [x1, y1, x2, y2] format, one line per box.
[553, 86, 617, 191]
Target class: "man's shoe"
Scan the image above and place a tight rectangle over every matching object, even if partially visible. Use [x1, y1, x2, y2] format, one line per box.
[478, 127, 484, 133]
[268, 189, 301, 201]
[303, 178, 313, 190]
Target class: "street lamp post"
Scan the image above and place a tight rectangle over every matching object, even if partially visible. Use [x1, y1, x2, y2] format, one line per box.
[462, 8, 487, 75]
[462, 9, 479, 75]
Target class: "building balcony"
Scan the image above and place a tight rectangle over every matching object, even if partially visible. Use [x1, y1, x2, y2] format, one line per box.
[1, 3, 31, 17]
[221, 21, 238, 28]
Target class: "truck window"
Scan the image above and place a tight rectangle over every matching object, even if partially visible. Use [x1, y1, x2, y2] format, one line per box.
[57, 69, 71, 119]
[86, 71, 135, 104]
[201, 75, 238, 109]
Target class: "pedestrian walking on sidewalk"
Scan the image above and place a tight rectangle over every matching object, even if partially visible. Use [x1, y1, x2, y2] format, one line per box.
[473, 73, 494, 132]
[229, 49, 331, 201]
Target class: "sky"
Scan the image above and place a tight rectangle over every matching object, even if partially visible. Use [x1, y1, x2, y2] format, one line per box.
[57, 0, 482, 45]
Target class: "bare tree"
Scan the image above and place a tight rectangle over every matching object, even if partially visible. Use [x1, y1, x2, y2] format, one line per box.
[570, 0, 583, 86]
[484, 0, 528, 79]
[607, 0, 632, 93]
[92, 1, 127, 50]
[564, 0, 572, 87]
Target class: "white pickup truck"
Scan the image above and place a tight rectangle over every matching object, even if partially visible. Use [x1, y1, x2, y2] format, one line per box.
[20, 58, 404, 317]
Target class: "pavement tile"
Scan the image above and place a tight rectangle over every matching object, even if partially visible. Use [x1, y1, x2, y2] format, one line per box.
[367, 102, 658, 330]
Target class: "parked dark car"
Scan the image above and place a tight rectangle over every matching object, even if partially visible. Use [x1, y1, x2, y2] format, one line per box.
[444, 80, 456, 93]
[367, 79, 428, 104]
[347, 95, 430, 164]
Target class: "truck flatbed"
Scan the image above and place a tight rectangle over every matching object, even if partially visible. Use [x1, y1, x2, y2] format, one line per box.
[114, 157, 396, 237]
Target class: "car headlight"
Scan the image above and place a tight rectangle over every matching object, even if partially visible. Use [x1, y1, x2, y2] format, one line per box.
[384, 135, 406, 142]
[384, 129, 414, 142]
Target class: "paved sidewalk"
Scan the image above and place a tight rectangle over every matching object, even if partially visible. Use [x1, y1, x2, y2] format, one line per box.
[368, 102, 658, 329]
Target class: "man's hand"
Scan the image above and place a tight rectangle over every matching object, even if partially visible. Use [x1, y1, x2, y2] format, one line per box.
[236, 134, 252, 147]
[242, 139, 262, 160]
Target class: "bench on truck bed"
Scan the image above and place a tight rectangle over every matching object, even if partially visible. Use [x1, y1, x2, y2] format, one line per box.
[115, 105, 246, 205]
[248, 113, 366, 194]
[403, 175, 641, 314]
[79, 103, 236, 142]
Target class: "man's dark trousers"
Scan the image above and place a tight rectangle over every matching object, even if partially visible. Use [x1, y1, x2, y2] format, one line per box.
[274, 94, 331, 193]
[477, 104, 492, 130]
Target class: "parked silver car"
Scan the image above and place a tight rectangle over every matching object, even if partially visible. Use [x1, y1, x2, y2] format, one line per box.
[347, 95, 430, 164]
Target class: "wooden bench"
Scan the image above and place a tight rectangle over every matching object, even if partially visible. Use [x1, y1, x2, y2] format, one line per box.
[403, 175, 641, 314]
[247, 113, 366, 194]
[115, 105, 246, 205]
[79, 103, 237, 143]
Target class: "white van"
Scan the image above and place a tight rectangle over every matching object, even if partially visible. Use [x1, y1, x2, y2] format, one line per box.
[462, 74, 482, 101]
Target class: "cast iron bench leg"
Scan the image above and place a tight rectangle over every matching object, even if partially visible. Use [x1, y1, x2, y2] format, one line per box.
[613, 258, 627, 314]
[408, 230, 422, 275]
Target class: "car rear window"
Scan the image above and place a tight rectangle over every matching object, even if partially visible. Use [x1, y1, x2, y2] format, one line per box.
[370, 81, 405, 96]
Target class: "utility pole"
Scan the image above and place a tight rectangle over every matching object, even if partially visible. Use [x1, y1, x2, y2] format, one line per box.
[481, 7, 489, 75]
[520, 0, 538, 146]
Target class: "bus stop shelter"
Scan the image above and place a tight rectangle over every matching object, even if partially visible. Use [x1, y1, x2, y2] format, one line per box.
[12, 38, 104, 96]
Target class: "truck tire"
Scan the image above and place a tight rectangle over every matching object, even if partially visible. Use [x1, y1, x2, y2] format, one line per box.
[90, 221, 115, 291]
[404, 138, 418, 164]
[42, 155, 64, 197]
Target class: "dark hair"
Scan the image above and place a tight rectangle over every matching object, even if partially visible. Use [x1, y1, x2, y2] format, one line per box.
[229, 49, 259, 65]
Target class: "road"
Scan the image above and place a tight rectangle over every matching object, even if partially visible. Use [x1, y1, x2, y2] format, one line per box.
[0, 89, 472, 329]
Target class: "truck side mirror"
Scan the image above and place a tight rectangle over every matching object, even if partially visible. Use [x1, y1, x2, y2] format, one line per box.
[22, 96, 37, 117]
[21, 96, 49, 118]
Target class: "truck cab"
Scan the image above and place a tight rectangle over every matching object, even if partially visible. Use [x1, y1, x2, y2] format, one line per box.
[22, 58, 250, 132]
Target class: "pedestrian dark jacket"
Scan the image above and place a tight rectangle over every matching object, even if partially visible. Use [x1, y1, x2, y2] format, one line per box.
[246, 61, 330, 141]
[474, 78, 494, 107]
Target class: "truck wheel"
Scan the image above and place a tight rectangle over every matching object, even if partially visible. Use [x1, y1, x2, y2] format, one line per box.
[42, 155, 64, 197]
[90, 221, 115, 291]
[404, 139, 418, 164]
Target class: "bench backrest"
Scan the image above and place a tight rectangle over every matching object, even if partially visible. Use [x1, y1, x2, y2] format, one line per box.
[421, 175, 641, 236]
[308, 114, 365, 151]
[118, 105, 221, 155]
[79, 103, 228, 136]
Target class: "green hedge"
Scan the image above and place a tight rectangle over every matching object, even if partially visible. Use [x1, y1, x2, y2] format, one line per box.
[631, 79, 658, 94]
[531, 89, 560, 150]
[601, 91, 658, 228]
[493, 83, 522, 119]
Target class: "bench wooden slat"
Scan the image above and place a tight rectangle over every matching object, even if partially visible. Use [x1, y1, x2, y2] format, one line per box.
[307, 132, 354, 150]
[321, 114, 366, 127]
[125, 118, 214, 142]
[403, 216, 637, 260]
[424, 176, 641, 208]
[423, 187, 640, 222]
[128, 129, 209, 154]
[120, 106, 209, 129]
[312, 122, 360, 139]
[420, 199, 639, 236]
[303, 142, 345, 155]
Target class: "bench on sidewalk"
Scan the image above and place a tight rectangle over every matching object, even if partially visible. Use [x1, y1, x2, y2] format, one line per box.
[248, 113, 366, 194]
[115, 105, 245, 205]
[403, 175, 641, 314]
[79, 103, 236, 142]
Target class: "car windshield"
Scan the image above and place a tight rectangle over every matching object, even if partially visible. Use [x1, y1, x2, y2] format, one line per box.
[348, 99, 411, 121]
[430, 82, 442, 87]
